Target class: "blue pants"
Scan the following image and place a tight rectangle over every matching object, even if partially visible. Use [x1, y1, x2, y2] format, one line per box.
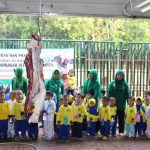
[28, 123, 38, 138]
[110, 116, 117, 135]
[87, 122, 96, 136]
[142, 122, 147, 134]
[0, 120, 8, 139]
[15, 120, 27, 138]
[71, 122, 82, 138]
[99, 121, 110, 136]
[135, 122, 143, 136]
[58, 125, 70, 140]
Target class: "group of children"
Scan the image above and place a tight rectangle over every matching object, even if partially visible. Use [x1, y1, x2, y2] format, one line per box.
[0, 87, 150, 142]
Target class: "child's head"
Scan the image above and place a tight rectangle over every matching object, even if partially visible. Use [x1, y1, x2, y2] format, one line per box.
[63, 95, 69, 106]
[109, 97, 116, 107]
[102, 96, 109, 107]
[10, 90, 16, 101]
[144, 97, 150, 105]
[144, 90, 150, 99]
[0, 90, 5, 102]
[75, 93, 83, 104]
[89, 98, 96, 108]
[15, 90, 23, 102]
[59, 98, 64, 106]
[46, 91, 53, 100]
[68, 69, 75, 77]
[136, 97, 142, 106]
[128, 96, 135, 106]
[86, 90, 94, 99]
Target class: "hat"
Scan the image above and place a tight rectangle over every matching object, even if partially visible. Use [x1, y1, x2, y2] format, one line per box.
[89, 98, 96, 105]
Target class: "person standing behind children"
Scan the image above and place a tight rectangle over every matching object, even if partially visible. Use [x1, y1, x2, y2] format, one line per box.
[67, 69, 76, 96]
[71, 93, 86, 140]
[145, 102, 150, 138]
[124, 97, 136, 138]
[7, 91, 16, 139]
[0, 90, 10, 141]
[43, 91, 56, 141]
[135, 97, 145, 138]
[109, 97, 117, 137]
[87, 98, 98, 136]
[98, 96, 111, 140]
[57, 95, 73, 142]
[11, 90, 27, 141]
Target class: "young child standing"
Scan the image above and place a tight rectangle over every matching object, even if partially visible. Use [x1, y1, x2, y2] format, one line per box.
[0, 90, 10, 141]
[67, 69, 76, 96]
[43, 91, 56, 141]
[109, 97, 117, 137]
[11, 90, 27, 141]
[71, 93, 86, 140]
[87, 98, 98, 136]
[124, 97, 136, 138]
[98, 96, 111, 140]
[57, 95, 73, 142]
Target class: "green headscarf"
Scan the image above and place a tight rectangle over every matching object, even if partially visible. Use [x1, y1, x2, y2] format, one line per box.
[115, 70, 125, 88]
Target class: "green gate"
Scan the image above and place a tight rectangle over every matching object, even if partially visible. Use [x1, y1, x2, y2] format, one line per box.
[0, 39, 149, 97]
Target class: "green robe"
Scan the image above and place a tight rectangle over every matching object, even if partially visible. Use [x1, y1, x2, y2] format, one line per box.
[46, 70, 64, 104]
[12, 68, 28, 95]
[82, 69, 101, 105]
[107, 70, 131, 111]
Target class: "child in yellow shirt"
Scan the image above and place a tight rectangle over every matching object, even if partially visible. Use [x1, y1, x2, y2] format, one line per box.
[71, 93, 86, 140]
[57, 95, 73, 142]
[98, 96, 111, 140]
[0, 90, 10, 140]
[12, 90, 27, 140]
[87, 98, 98, 136]
[124, 97, 136, 138]
[109, 97, 117, 137]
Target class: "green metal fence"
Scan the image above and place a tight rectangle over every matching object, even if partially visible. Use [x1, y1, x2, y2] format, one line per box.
[0, 39, 149, 97]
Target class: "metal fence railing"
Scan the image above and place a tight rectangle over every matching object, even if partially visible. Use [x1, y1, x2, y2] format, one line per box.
[0, 39, 149, 97]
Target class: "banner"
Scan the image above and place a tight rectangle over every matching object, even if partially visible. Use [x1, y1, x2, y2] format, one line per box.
[0, 48, 74, 84]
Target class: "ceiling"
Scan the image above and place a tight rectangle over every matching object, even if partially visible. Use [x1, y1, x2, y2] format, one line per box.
[0, 0, 150, 18]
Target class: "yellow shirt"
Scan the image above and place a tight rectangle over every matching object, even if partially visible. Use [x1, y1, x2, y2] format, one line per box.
[0, 102, 10, 120]
[71, 102, 86, 123]
[98, 106, 111, 121]
[11, 101, 25, 120]
[67, 76, 76, 90]
[109, 106, 117, 117]
[57, 105, 73, 125]
[125, 106, 136, 124]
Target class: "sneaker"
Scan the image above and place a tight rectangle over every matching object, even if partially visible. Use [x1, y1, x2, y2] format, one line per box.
[101, 136, 108, 140]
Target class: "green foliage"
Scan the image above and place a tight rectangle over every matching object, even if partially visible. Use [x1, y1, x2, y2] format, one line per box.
[0, 15, 149, 42]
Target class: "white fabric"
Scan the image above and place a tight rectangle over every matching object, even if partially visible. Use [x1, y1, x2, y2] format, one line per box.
[147, 125, 150, 136]
[8, 99, 15, 112]
[43, 99, 56, 139]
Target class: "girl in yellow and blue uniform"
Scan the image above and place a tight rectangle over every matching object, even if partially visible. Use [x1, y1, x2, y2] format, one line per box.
[98, 96, 111, 140]
[87, 98, 98, 136]
[57, 95, 73, 141]
[109, 97, 117, 136]
[71, 93, 86, 139]
[12, 90, 27, 140]
[124, 97, 136, 138]
[0, 90, 10, 140]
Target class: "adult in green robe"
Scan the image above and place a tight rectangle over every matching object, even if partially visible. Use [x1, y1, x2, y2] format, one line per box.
[107, 70, 131, 135]
[12, 68, 27, 95]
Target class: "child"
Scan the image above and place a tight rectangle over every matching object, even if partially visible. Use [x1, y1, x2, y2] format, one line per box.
[43, 91, 56, 140]
[67, 69, 76, 96]
[0, 90, 10, 141]
[57, 95, 73, 142]
[11, 90, 27, 141]
[135, 97, 145, 138]
[71, 93, 86, 140]
[7, 91, 16, 139]
[145, 104, 150, 138]
[87, 98, 98, 136]
[124, 97, 136, 138]
[109, 97, 117, 137]
[27, 102, 38, 140]
[98, 96, 111, 140]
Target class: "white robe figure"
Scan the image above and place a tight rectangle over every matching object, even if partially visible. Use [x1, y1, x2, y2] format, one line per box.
[43, 99, 56, 140]
[145, 106, 150, 138]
